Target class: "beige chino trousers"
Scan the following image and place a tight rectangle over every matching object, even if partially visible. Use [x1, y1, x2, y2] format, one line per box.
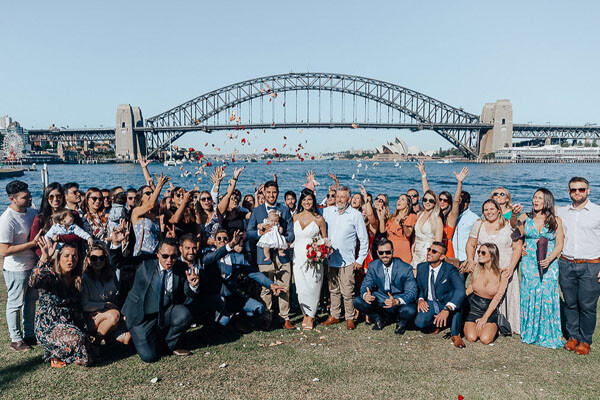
[327, 265, 355, 320]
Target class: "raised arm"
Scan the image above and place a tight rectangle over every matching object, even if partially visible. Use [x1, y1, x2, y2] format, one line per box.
[359, 184, 377, 229]
[328, 173, 340, 190]
[132, 173, 170, 219]
[217, 167, 245, 215]
[447, 167, 468, 228]
[138, 156, 154, 189]
[415, 160, 430, 193]
[168, 191, 192, 224]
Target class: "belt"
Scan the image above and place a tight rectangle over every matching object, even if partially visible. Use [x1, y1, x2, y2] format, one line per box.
[560, 255, 600, 264]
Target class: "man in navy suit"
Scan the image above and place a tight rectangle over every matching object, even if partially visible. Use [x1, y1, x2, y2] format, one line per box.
[247, 180, 295, 329]
[353, 239, 417, 334]
[122, 238, 200, 363]
[211, 229, 286, 329]
[414, 241, 466, 348]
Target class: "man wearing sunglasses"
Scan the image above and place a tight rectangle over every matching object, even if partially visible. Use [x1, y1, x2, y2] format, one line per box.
[353, 239, 417, 334]
[247, 180, 295, 329]
[557, 176, 600, 355]
[414, 242, 466, 348]
[407, 188, 423, 214]
[121, 238, 201, 362]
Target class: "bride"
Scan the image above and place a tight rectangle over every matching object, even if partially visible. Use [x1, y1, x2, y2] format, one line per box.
[293, 188, 328, 330]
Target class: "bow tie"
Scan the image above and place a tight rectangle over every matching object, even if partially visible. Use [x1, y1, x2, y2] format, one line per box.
[266, 205, 277, 211]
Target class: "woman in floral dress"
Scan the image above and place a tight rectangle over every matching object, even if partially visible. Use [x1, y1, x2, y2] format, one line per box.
[29, 238, 92, 367]
[517, 188, 564, 349]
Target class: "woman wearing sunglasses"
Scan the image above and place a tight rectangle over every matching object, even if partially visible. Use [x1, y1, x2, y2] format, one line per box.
[30, 182, 84, 257]
[517, 188, 564, 349]
[81, 244, 130, 353]
[411, 190, 443, 274]
[216, 167, 248, 238]
[131, 174, 170, 256]
[82, 187, 109, 245]
[164, 187, 200, 239]
[464, 243, 508, 345]
[465, 199, 522, 335]
[491, 187, 514, 220]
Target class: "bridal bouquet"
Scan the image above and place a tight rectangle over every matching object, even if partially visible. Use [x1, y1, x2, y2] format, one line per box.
[306, 236, 333, 269]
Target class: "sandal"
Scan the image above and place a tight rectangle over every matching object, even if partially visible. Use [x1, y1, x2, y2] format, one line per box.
[51, 358, 66, 368]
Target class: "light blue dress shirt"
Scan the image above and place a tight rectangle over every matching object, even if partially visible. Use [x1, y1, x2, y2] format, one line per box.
[452, 208, 479, 261]
[322, 205, 368, 268]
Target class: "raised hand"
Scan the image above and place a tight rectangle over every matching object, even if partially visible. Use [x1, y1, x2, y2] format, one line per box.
[328, 173, 340, 188]
[383, 292, 397, 308]
[138, 156, 151, 169]
[416, 160, 426, 176]
[233, 166, 245, 180]
[165, 224, 176, 239]
[364, 287, 375, 304]
[272, 173, 277, 183]
[454, 167, 469, 182]
[359, 184, 368, 202]
[185, 268, 199, 288]
[37, 237, 57, 263]
[306, 170, 315, 183]
[210, 166, 225, 185]
[270, 284, 288, 296]
[513, 203, 523, 215]
[229, 229, 243, 247]
[154, 172, 171, 188]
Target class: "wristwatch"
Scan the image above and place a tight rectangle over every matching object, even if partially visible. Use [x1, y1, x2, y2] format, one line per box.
[443, 305, 451, 312]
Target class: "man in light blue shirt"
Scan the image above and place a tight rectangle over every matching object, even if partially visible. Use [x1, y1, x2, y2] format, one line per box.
[452, 191, 479, 262]
[322, 186, 368, 330]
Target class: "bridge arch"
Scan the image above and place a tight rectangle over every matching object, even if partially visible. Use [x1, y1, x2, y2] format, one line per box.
[141, 72, 482, 157]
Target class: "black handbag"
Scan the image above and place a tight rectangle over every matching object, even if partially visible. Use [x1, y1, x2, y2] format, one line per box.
[497, 299, 512, 336]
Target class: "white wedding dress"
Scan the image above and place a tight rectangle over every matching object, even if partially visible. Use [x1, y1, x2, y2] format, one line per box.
[292, 220, 323, 318]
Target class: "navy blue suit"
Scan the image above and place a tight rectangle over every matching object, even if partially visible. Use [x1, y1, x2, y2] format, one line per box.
[414, 261, 465, 336]
[122, 259, 198, 362]
[246, 202, 295, 320]
[353, 258, 417, 324]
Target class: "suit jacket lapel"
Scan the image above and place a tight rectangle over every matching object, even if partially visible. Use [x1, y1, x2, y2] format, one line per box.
[435, 263, 447, 293]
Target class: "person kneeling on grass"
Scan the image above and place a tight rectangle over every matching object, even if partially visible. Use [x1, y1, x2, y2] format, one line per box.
[463, 243, 508, 345]
[414, 241, 466, 348]
[121, 238, 200, 363]
[353, 239, 417, 334]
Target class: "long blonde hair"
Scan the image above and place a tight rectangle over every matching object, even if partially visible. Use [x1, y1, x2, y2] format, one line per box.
[491, 187, 513, 211]
[420, 190, 441, 237]
[472, 242, 501, 285]
[52, 244, 83, 291]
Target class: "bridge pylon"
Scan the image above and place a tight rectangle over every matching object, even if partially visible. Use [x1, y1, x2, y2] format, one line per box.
[479, 99, 513, 156]
[116, 104, 146, 160]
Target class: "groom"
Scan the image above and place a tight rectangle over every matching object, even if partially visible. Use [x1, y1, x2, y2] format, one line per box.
[247, 180, 295, 329]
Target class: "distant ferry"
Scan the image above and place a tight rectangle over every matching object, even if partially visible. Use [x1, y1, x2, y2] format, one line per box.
[437, 159, 455, 164]
[164, 159, 177, 167]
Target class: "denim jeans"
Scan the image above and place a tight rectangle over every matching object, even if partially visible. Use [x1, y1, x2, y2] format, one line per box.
[3, 269, 38, 342]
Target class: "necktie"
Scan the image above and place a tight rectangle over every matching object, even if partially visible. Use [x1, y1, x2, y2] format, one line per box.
[430, 269, 440, 314]
[158, 270, 167, 328]
[384, 266, 391, 292]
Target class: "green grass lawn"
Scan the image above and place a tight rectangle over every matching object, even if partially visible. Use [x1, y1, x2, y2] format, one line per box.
[1, 276, 599, 400]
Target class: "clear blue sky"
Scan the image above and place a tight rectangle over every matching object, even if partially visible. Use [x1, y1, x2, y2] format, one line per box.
[2, 0, 599, 153]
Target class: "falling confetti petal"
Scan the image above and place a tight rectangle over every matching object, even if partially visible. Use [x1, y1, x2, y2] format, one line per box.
[150, 377, 159, 384]
[219, 363, 228, 369]
[267, 161, 272, 165]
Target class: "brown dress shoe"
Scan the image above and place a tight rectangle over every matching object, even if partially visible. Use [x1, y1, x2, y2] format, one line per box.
[564, 338, 578, 351]
[575, 342, 590, 355]
[321, 316, 341, 326]
[10, 341, 32, 352]
[172, 349, 192, 356]
[346, 320, 356, 330]
[283, 320, 295, 330]
[451, 335, 466, 348]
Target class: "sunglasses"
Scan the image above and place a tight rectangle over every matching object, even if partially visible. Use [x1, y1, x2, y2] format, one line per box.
[492, 192, 506, 197]
[143, 191, 153, 196]
[48, 194, 63, 200]
[327, 194, 336, 198]
[89, 196, 102, 202]
[439, 197, 449, 203]
[200, 197, 212, 202]
[377, 250, 392, 255]
[160, 254, 178, 260]
[127, 196, 136, 200]
[375, 198, 385, 203]
[89, 255, 105, 262]
[427, 247, 440, 254]
[478, 250, 488, 256]
[216, 236, 228, 242]
[423, 198, 436, 204]
[408, 194, 419, 198]
[175, 193, 184, 198]
[569, 188, 587, 194]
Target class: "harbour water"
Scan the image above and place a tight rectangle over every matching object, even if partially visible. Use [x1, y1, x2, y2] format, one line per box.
[1, 161, 598, 211]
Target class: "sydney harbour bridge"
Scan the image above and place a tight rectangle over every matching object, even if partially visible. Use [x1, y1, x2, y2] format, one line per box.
[26, 72, 600, 159]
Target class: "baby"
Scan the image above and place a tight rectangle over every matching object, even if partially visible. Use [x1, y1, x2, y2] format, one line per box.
[45, 208, 94, 248]
[257, 210, 287, 262]
[108, 192, 128, 234]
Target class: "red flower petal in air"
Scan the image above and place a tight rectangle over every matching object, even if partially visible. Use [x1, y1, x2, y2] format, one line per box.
[267, 161, 272, 165]
[207, 162, 212, 167]
[458, 396, 464, 400]
[241, 125, 245, 130]
[232, 158, 235, 162]
[311, 156, 315, 160]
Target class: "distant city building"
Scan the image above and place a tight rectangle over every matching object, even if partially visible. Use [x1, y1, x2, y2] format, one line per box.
[495, 145, 600, 162]
[0, 115, 12, 129]
[375, 137, 412, 155]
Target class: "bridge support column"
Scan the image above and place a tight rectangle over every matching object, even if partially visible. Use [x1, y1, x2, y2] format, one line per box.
[115, 104, 147, 160]
[479, 99, 513, 157]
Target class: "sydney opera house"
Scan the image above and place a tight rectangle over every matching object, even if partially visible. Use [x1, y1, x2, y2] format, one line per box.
[375, 137, 419, 155]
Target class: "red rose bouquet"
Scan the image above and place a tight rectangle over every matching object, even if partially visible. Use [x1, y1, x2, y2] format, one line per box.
[305, 236, 333, 269]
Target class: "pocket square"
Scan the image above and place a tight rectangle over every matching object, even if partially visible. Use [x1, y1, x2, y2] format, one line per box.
[441, 279, 447, 283]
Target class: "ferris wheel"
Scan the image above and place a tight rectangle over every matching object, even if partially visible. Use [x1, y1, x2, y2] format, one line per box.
[2, 131, 24, 162]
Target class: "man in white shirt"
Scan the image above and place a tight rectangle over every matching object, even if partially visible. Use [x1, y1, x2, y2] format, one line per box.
[556, 176, 600, 356]
[322, 186, 368, 330]
[0, 180, 40, 351]
[452, 191, 479, 262]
